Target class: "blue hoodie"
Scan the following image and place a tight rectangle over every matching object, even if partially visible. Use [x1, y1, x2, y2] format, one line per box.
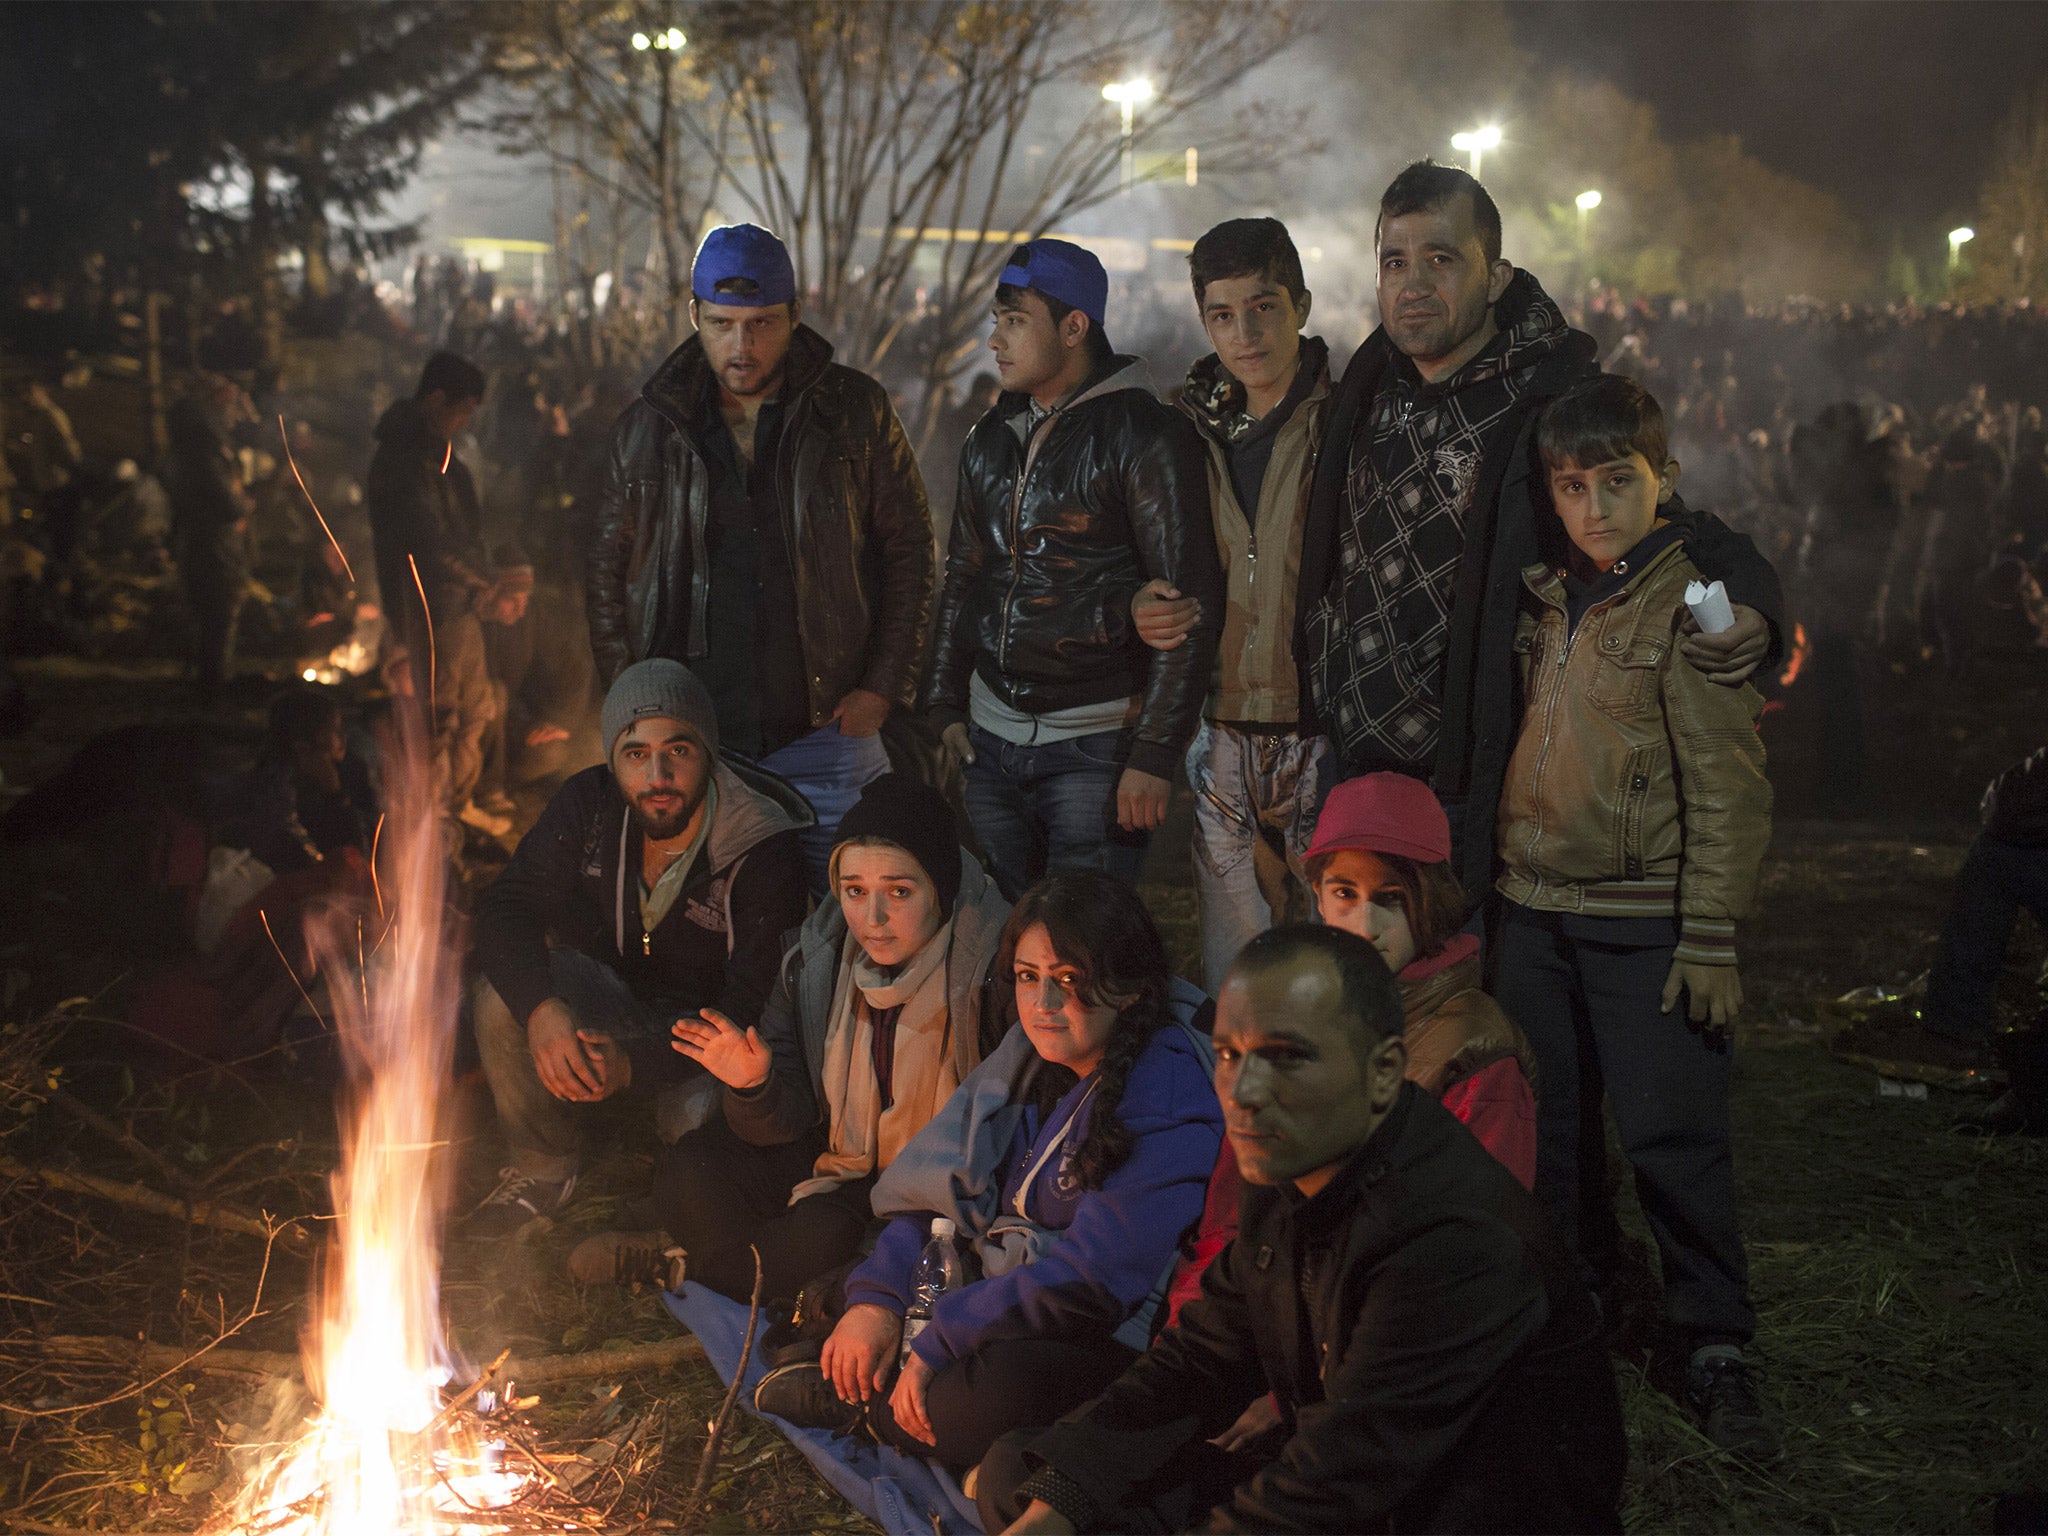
[843, 999, 1222, 1368]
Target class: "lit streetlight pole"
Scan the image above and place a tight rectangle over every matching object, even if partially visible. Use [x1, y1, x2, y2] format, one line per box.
[1450, 124, 1502, 181]
[1576, 187, 1602, 241]
[1948, 225, 1975, 271]
[1102, 77, 1155, 195]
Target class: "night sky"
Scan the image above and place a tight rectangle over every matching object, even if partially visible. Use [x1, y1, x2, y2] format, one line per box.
[1511, 0, 2048, 241]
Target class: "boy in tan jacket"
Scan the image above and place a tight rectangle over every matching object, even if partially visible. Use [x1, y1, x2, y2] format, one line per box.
[1491, 374, 1776, 1460]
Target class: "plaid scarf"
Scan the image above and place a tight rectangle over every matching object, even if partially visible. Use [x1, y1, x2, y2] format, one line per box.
[1307, 281, 1572, 772]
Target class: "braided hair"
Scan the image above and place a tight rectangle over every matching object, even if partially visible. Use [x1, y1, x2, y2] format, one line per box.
[996, 870, 1172, 1192]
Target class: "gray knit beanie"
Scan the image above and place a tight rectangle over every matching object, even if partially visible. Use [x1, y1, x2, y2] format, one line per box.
[602, 659, 721, 763]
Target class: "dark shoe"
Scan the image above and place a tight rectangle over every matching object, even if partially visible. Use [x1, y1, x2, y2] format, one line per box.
[567, 1230, 687, 1290]
[465, 1165, 577, 1237]
[753, 1360, 862, 1434]
[1685, 1346, 1779, 1461]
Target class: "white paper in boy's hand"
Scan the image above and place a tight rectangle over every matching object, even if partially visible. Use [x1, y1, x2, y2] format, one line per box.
[1685, 579, 1736, 635]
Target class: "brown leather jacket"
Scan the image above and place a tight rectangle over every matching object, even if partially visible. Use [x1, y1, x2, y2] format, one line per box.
[1401, 948, 1536, 1097]
[586, 326, 934, 717]
[1497, 532, 1771, 964]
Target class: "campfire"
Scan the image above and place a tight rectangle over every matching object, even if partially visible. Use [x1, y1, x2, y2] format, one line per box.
[218, 693, 533, 1534]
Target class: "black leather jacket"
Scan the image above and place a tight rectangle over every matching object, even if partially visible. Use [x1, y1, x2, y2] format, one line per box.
[587, 326, 934, 720]
[922, 359, 1223, 781]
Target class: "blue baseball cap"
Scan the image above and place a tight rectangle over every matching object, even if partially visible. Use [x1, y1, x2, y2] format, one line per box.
[691, 223, 798, 307]
[998, 239, 1108, 328]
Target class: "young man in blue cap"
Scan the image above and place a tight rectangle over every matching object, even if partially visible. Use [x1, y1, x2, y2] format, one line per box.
[588, 223, 934, 890]
[923, 238, 1223, 894]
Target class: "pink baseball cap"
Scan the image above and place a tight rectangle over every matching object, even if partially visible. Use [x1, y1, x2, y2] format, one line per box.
[1305, 772, 1453, 866]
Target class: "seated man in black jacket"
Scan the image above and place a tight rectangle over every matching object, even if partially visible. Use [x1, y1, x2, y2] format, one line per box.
[467, 660, 812, 1235]
[980, 924, 1626, 1535]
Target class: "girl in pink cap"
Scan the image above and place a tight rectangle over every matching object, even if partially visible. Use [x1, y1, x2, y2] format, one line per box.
[1301, 771, 1536, 1183]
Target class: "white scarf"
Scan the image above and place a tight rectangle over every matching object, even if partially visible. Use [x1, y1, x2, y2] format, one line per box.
[790, 918, 958, 1204]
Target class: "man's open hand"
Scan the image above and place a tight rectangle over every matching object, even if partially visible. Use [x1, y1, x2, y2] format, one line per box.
[1680, 605, 1771, 686]
[832, 687, 892, 738]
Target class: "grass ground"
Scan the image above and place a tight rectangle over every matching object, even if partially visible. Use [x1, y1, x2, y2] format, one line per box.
[1, 644, 2044, 1533]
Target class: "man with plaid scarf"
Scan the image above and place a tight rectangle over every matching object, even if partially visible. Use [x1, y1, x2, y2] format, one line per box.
[1297, 163, 1783, 901]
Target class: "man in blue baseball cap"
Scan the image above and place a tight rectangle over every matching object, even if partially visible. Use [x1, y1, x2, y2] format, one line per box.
[921, 239, 1223, 895]
[589, 222, 935, 891]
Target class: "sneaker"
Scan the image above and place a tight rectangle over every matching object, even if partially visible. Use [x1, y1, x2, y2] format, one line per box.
[457, 800, 514, 838]
[567, 1230, 687, 1290]
[465, 1166, 576, 1237]
[1685, 1346, 1779, 1461]
[752, 1360, 862, 1434]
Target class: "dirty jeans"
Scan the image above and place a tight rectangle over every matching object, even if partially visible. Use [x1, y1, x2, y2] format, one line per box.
[473, 948, 720, 1182]
[1185, 722, 1334, 994]
[758, 722, 891, 895]
[429, 609, 497, 815]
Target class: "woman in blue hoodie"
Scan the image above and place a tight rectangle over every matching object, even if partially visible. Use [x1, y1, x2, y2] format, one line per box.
[755, 869, 1223, 1473]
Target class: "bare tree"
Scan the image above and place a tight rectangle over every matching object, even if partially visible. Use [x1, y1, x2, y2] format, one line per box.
[492, 2, 740, 356]
[1962, 86, 2048, 305]
[682, 0, 1310, 437]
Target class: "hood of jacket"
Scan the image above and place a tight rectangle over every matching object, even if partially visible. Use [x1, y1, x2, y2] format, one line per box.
[1180, 335, 1332, 446]
[1001, 354, 1156, 444]
[1452, 268, 1592, 398]
[704, 756, 814, 872]
[638, 323, 838, 440]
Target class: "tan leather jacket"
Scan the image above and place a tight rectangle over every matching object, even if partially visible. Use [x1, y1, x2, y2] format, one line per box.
[1496, 534, 1771, 964]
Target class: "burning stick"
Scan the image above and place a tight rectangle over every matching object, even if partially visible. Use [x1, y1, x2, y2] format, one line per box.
[407, 553, 437, 711]
[278, 414, 355, 586]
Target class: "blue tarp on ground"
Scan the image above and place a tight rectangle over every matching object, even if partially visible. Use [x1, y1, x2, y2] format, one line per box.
[663, 1284, 986, 1536]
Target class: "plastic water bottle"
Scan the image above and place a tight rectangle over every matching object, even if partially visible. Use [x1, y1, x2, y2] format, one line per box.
[899, 1217, 962, 1367]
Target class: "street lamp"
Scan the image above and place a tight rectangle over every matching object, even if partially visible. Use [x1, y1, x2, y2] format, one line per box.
[1948, 225, 1975, 270]
[1450, 124, 1502, 180]
[1102, 76, 1155, 195]
[1576, 188, 1601, 241]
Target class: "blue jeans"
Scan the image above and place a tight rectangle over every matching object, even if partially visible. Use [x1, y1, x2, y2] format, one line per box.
[1923, 834, 2048, 1043]
[964, 723, 1147, 899]
[1185, 722, 1334, 994]
[760, 723, 892, 894]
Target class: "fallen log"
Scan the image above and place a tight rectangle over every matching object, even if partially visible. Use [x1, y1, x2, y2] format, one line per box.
[0, 1156, 315, 1253]
[31, 1333, 706, 1385]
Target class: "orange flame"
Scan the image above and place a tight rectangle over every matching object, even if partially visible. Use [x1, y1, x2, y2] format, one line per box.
[1778, 621, 1810, 688]
[224, 691, 524, 1532]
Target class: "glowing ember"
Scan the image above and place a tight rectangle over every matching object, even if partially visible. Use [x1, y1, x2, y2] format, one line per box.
[1778, 621, 1810, 688]
[218, 692, 528, 1534]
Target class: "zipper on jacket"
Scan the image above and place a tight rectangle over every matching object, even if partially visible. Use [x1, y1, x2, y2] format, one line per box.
[998, 410, 1060, 679]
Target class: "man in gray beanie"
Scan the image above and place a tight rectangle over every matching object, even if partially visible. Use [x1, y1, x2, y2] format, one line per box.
[467, 659, 814, 1235]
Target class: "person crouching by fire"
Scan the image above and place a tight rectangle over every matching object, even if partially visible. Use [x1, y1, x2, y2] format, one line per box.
[465, 660, 811, 1235]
